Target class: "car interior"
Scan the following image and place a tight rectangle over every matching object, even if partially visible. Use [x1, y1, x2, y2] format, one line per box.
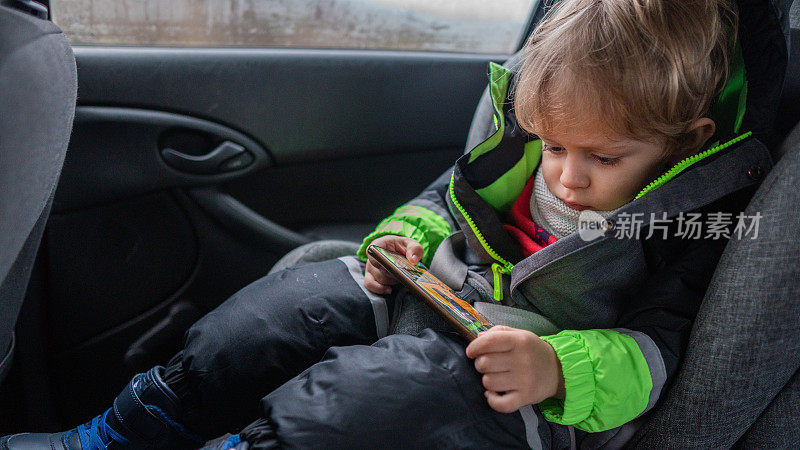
[1, 0, 799, 447]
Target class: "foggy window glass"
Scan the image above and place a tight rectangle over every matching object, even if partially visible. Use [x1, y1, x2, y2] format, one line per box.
[52, 0, 538, 54]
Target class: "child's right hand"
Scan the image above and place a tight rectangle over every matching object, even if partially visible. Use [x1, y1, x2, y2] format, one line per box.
[364, 235, 423, 295]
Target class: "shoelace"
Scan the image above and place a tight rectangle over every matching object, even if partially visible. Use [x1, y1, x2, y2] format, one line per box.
[72, 408, 130, 449]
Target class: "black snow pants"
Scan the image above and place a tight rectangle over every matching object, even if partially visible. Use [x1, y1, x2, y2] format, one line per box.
[169, 256, 570, 449]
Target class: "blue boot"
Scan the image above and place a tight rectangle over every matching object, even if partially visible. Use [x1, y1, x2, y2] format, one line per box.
[1, 366, 203, 449]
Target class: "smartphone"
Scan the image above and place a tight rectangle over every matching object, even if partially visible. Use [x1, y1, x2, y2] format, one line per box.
[367, 244, 494, 341]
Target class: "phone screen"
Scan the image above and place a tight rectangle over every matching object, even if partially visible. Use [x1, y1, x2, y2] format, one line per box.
[370, 245, 493, 337]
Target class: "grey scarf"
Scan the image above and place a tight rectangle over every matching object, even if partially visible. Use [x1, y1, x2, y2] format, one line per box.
[529, 165, 618, 238]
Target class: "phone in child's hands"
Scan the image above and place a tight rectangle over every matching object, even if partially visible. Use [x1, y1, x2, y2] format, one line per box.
[367, 244, 494, 341]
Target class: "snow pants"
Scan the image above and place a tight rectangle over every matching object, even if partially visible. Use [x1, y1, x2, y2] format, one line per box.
[175, 256, 573, 449]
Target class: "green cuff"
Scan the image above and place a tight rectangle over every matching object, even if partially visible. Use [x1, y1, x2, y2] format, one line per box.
[539, 333, 596, 425]
[357, 205, 452, 267]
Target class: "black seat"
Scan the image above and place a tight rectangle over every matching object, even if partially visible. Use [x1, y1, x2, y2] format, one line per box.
[0, 4, 77, 384]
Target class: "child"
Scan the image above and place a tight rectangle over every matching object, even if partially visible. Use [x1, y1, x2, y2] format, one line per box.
[2, 0, 776, 449]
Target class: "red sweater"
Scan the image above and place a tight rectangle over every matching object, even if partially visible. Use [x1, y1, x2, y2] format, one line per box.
[503, 175, 558, 257]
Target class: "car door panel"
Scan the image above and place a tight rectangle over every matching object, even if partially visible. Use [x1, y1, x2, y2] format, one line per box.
[55, 106, 272, 211]
[74, 47, 501, 163]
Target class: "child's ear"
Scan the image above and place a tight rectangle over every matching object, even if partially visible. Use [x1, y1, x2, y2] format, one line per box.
[664, 118, 716, 168]
[686, 117, 716, 153]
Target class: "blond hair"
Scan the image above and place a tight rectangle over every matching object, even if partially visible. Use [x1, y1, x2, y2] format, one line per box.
[513, 0, 737, 154]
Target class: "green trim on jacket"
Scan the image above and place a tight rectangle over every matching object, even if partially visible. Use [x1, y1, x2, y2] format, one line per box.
[475, 139, 542, 213]
[448, 171, 514, 273]
[539, 330, 653, 432]
[635, 131, 752, 199]
[468, 64, 544, 214]
[357, 204, 453, 267]
[708, 41, 748, 140]
[467, 61, 512, 164]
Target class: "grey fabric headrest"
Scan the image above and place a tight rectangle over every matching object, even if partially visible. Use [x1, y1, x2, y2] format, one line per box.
[0, 6, 76, 284]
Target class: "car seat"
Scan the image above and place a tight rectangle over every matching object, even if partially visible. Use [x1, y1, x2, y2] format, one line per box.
[268, 9, 800, 449]
[628, 20, 800, 447]
[0, 2, 77, 385]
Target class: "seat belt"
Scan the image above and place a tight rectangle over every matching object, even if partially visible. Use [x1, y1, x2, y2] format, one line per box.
[429, 231, 561, 335]
[429, 231, 469, 291]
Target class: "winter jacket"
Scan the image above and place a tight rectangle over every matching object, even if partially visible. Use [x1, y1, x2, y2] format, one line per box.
[356, 13, 782, 432]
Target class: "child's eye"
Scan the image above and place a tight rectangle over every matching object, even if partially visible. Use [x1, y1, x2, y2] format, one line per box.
[593, 155, 621, 166]
[543, 144, 564, 153]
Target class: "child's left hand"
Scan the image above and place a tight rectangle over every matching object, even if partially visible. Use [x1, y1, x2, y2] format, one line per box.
[465, 325, 565, 413]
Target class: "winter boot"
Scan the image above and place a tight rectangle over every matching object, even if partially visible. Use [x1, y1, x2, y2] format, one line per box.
[0, 366, 203, 449]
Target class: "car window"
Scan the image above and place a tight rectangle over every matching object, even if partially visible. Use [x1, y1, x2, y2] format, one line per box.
[52, 0, 539, 54]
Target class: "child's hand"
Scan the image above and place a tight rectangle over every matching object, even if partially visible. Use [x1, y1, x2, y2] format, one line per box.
[364, 235, 424, 295]
[465, 325, 565, 413]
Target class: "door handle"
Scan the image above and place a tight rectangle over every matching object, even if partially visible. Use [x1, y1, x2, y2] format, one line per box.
[161, 140, 254, 175]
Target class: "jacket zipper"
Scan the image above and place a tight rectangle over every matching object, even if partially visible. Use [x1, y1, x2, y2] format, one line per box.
[635, 131, 752, 199]
[449, 171, 513, 302]
[491, 263, 510, 302]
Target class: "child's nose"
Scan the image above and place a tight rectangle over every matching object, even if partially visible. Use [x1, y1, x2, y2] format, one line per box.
[560, 157, 590, 189]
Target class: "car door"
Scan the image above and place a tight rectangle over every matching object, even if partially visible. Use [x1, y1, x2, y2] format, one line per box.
[0, 0, 544, 431]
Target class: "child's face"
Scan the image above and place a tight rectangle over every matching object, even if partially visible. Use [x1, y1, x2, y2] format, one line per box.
[534, 117, 670, 212]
